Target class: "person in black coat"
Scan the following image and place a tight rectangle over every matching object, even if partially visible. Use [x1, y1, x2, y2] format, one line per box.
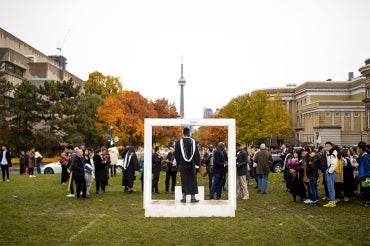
[209, 142, 228, 200]
[164, 146, 177, 193]
[152, 146, 163, 194]
[93, 148, 107, 194]
[122, 146, 139, 193]
[71, 149, 87, 199]
[174, 127, 201, 203]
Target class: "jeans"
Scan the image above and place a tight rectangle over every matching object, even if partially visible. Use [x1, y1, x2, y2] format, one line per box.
[36, 160, 41, 174]
[210, 172, 224, 198]
[309, 177, 318, 201]
[257, 173, 269, 193]
[325, 172, 336, 201]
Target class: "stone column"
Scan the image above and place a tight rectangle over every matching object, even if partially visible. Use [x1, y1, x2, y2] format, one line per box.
[359, 58, 370, 143]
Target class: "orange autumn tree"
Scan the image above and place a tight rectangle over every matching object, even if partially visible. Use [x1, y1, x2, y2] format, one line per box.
[150, 98, 182, 146]
[96, 91, 158, 146]
[193, 114, 228, 147]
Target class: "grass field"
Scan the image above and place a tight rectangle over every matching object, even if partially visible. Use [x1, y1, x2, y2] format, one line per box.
[0, 171, 368, 246]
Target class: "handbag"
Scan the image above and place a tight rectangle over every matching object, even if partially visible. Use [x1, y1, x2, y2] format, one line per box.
[198, 165, 207, 177]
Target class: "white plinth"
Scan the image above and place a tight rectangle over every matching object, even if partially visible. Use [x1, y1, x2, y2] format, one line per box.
[144, 200, 235, 217]
[174, 186, 204, 201]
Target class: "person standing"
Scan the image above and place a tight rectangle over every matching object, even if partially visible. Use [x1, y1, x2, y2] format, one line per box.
[71, 148, 87, 199]
[108, 146, 119, 177]
[323, 141, 338, 208]
[164, 146, 177, 193]
[28, 148, 36, 178]
[209, 142, 228, 200]
[174, 127, 201, 203]
[202, 144, 214, 193]
[94, 148, 107, 194]
[253, 143, 272, 194]
[0, 145, 11, 181]
[236, 143, 249, 200]
[357, 141, 370, 207]
[60, 145, 73, 185]
[122, 146, 139, 193]
[19, 150, 27, 175]
[152, 146, 163, 194]
[303, 145, 319, 205]
[34, 149, 43, 175]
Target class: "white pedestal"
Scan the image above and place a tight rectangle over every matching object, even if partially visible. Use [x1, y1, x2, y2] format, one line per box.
[174, 186, 204, 201]
[144, 200, 235, 217]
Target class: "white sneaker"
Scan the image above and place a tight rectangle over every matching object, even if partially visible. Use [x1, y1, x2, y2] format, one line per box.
[303, 199, 313, 204]
[66, 194, 75, 197]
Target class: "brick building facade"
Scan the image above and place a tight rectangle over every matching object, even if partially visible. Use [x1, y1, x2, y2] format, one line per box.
[255, 59, 370, 147]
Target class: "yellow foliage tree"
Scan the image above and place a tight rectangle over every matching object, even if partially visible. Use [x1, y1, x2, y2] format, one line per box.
[84, 71, 123, 98]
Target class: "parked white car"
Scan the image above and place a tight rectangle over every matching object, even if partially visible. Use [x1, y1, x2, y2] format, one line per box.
[42, 160, 125, 174]
[42, 162, 62, 174]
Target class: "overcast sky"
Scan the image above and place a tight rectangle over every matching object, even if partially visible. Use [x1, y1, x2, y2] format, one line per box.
[1, 0, 370, 118]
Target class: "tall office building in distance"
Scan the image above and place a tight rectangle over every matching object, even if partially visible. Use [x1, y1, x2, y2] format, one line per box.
[178, 60, 186, 118]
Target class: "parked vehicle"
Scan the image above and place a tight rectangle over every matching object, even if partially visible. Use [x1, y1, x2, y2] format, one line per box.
[42, 162, 62, 174]
[270, 154, 283, 173]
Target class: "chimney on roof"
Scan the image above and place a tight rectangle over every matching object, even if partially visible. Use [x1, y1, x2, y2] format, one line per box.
[348, 72, 354, 81]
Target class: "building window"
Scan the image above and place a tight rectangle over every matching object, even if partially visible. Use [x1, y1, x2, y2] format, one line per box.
[326, 112, 331, 117]
[345, 113, 350, 117]
[354, 112, 360, 117]
[367, 89, 370, 98]
[368, 110, 370, 128]
[335, 112, 340, 118]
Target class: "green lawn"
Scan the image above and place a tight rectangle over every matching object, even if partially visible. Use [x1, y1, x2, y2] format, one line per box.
[0, 171, 368, 246]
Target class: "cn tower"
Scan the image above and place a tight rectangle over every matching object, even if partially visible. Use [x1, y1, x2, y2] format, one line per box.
[178, 58, 186, 118]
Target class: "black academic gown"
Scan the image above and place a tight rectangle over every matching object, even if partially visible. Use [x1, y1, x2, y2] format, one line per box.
[174, 137, 200, 194]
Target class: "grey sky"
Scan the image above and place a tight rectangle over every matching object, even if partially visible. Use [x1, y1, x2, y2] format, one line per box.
[1, 0, 369, 118]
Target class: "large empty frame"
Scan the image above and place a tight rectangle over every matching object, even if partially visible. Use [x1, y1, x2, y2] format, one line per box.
[144, 118, 236, 217]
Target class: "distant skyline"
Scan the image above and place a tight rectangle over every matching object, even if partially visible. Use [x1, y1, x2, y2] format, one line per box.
[1, 0, 370, 118]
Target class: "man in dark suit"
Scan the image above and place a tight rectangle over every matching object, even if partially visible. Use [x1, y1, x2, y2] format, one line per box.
[174, 127, 201, 203]
[71, 148, 87, 199]
[0, 145, 12, 181]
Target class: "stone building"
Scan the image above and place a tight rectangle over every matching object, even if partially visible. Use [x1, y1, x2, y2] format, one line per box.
[254, 59, 370, 147]
[0, 27, 84, 94]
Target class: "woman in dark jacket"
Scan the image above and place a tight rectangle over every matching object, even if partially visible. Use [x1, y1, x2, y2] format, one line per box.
[304, 145, 319, 205]
[93, 148, 107, 194]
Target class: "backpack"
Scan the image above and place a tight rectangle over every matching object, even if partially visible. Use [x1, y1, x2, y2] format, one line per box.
[318, 152, 328, 172]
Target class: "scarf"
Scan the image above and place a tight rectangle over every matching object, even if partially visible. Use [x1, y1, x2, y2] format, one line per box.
[123, 152, 132, 169]
[180, 137, 196, 162]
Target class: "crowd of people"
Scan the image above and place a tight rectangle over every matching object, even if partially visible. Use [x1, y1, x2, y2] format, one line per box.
[279, 141, 370, 207]
[1, 135, 369, 207]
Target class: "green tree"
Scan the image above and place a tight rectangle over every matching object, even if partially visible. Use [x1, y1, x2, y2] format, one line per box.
[84, 71, 123, 98]
[0, 72, 14, 134]
[75, 93, 105, 147]
[10, 80, 42, 150]
[38, 79, 82, 145]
